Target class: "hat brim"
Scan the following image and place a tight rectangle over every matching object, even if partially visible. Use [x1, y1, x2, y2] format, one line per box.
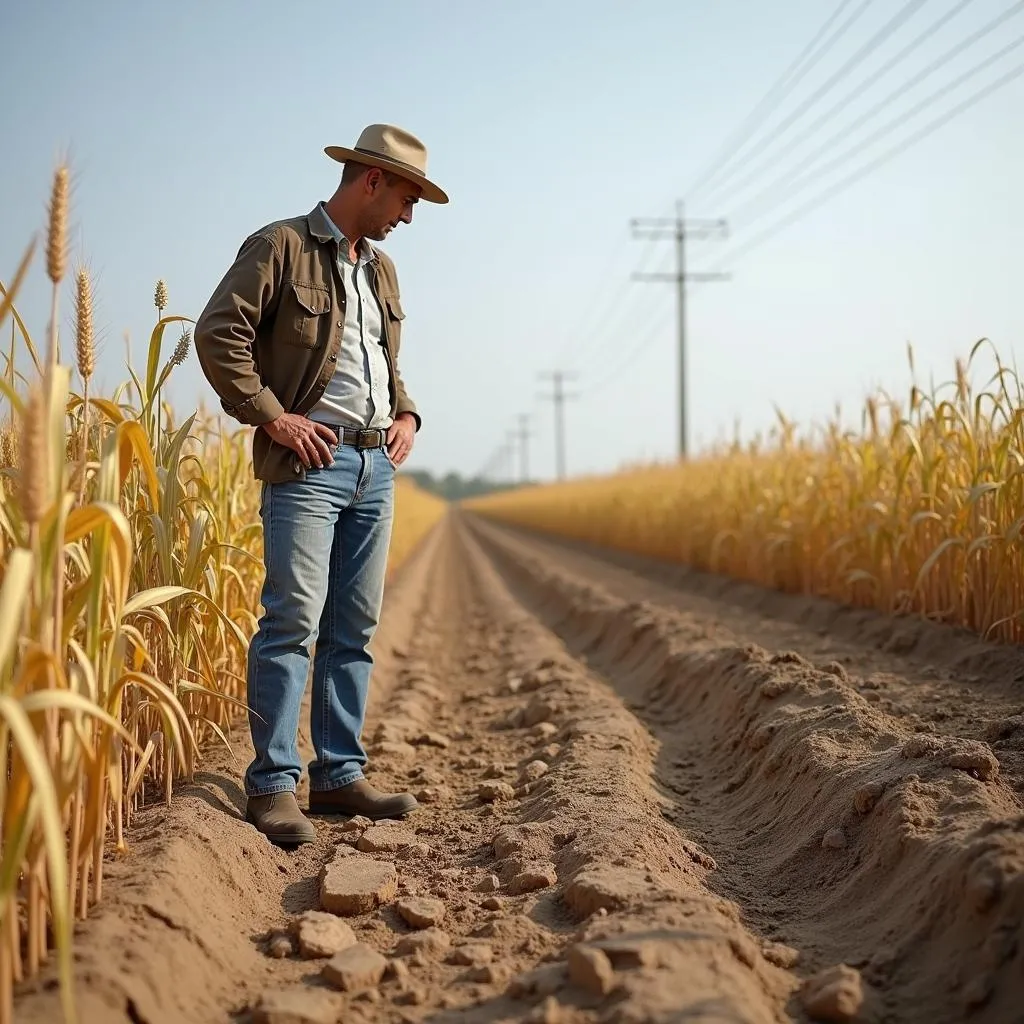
[324, 146, 449, 204]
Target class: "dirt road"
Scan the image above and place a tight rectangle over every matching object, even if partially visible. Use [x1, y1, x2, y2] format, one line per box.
[15, 512, 1024, 1024]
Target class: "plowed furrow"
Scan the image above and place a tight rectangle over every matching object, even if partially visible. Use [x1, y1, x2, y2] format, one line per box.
[468, 513, 1024, 1024]
[15, 511, 1024, 1024]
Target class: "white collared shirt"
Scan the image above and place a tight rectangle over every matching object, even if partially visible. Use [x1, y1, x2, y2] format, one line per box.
[307, 205, 393, 430]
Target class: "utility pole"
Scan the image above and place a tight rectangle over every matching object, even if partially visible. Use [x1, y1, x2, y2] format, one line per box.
[516, 413, 532, 483]
[632, 201, 728, 460]
[538, 371, 578, 481]
[504, 429, 518, 484]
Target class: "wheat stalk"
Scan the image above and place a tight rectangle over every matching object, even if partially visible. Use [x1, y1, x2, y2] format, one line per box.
[45, 165, 68, 371]
[74, 267, 94, 504]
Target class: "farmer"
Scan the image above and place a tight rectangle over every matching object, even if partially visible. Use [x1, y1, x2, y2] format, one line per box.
[193, 124, 448, 846]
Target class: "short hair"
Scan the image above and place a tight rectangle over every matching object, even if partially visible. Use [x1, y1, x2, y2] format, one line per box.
[341, 160, 404, 189]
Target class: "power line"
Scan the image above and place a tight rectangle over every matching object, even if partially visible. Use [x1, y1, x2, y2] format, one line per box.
[631, 203, 729, 459]
[685, 0, 874, 200]
[585, 289, 675, 395]
[708, 55, 1024, 272]
[516, 413, 532, 483]
[559, 212, 675, 371]
[702, 0, 933, 206]
[732, 28, 1024, 228]
[538, 370, 579, 480]
[709, 0, 986, 211]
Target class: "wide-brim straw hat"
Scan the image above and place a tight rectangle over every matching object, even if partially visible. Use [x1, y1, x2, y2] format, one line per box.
[325, 124, 449, 204]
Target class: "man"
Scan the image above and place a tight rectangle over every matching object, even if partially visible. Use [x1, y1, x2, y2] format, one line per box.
[193, 124, 448, 846]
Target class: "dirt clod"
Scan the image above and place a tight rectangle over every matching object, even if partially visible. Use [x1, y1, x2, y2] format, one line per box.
[568, 944, 616, 996]
[822, 828, 847, 850]
[395, 928, 451, 957]
[266, 933, 294, 959]
[763, 942, 801, 968]
[357, 825, 419, 853]
[320, 853, 398, 916]
[524, 698, 557, 728]
[251, 986, 340, 1024]
[412, 732, 451, 749]
[801, 963, 865, 1022]
[479, 782, 516, 803]
[509, 862, 558, 894]
[290, 910, 357, 958]
[321, 942, 388, 993]
[519, 760, 549, 784]
[397, 896, 446, 929]
[448, 942, 494, 966]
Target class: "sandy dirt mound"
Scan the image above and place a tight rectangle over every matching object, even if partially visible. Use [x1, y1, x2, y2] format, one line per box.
[15, 512, 1024, 1024]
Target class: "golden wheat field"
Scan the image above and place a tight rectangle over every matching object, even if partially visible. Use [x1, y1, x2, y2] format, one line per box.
[0, 164, 446, 1024]
[468, 340, 1024, 647]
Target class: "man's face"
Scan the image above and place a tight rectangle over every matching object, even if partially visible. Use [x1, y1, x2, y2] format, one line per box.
[361, 170, 421, 241]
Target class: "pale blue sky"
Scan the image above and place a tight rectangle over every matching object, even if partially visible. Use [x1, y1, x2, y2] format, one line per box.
[2, 0, 1023, 482]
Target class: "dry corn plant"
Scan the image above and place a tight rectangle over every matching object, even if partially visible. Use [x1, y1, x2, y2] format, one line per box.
[0, 160, 450, 1024]
[0, 165, 260, 1024]
[469, 339, 1024, 646]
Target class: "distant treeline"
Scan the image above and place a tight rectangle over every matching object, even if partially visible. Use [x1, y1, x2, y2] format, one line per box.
[401, 469, 525, 502]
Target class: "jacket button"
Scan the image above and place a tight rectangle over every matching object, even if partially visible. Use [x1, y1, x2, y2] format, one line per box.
[329, 354, 337, 362]
[337, 321, 343, 327]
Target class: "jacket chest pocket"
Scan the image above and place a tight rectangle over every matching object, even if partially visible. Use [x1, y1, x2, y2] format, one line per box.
[382, 293, 405, 352]
[287, 282, 332, 348]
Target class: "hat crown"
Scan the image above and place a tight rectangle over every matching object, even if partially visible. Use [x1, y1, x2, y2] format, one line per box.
[353, 124, 429, 175]
[324, 123, 448, 204]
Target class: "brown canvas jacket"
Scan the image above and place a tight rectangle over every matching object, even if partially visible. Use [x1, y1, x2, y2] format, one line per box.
[193, 203, 419, 483]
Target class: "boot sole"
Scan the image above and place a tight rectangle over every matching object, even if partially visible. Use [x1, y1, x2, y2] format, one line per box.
[245, 815, 316, 847]
[306, 798, 418, 819]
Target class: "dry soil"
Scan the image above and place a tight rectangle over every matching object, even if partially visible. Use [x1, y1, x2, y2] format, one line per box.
[14, 511, 1024, 1024]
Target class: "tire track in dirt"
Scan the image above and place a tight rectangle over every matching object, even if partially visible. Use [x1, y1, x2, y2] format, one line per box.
[469, 513, 1024, 1024]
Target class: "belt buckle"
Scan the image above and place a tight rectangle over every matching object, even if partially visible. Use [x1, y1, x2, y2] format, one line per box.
[357, 428, 376, 448]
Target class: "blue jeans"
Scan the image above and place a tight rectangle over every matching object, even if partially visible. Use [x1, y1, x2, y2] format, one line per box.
[244, 443, 395, 797]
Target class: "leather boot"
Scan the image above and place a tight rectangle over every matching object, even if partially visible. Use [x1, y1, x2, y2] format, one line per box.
[307, 778, 419, 819]
[245, 792, 316, 846]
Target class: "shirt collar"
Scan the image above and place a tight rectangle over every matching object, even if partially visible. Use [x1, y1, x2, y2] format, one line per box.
[308, 202, 377, 263]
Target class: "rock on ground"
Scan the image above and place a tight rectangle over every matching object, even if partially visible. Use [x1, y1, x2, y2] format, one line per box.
[321, 942, 389, 993]
[397, 896, 446, 929]
[357, 825, 419, 853]
[563, 866, 651, 916]
[763, 942, 801, 969]
[266, 933, 294, 959]
[479, 782, 516, 803]
[568, 944, 616, 996]
[801, 964, 865, 1022]
[448, 942, 494, 966]
[289, 910, 357, 959]
[395, 928, 451, 957]
[510, 862, 558, 894]
[319, 853, 398, 916]
[519, 760, 549, 784]
[250, 986, 340, 1024]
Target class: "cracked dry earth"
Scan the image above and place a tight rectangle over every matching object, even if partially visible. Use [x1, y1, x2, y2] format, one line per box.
[14, 512, 1024, 1024]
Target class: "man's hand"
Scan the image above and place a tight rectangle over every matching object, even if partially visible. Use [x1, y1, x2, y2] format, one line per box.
[263, 413, 338, 469]
[386, 413, 416, 467]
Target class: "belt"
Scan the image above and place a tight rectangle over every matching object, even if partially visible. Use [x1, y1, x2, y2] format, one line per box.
[326, 425, 388, 449]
